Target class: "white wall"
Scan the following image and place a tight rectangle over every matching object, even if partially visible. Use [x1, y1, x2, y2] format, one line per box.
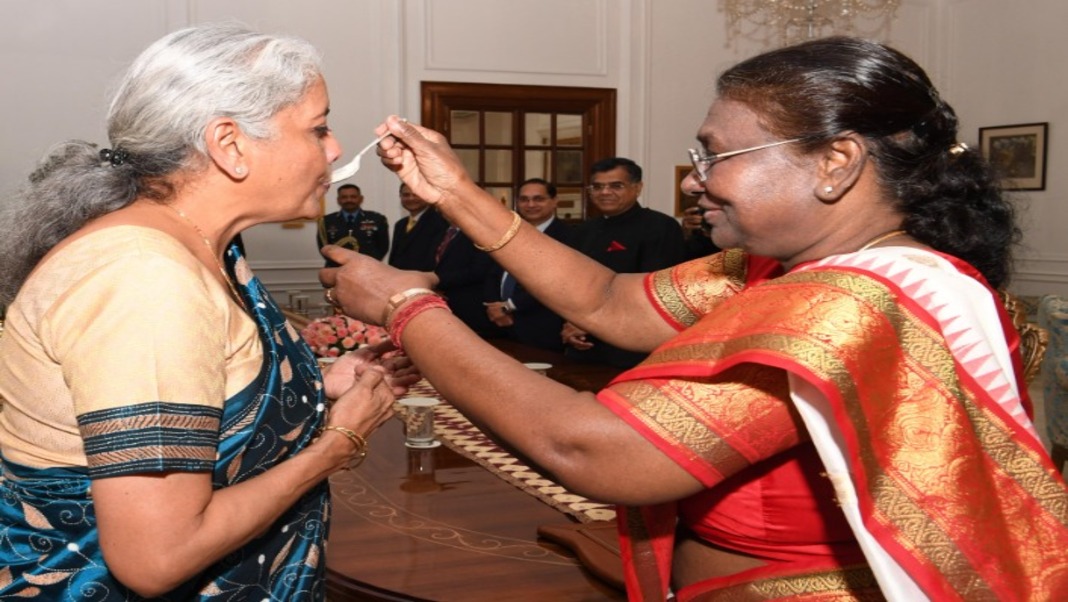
[0, 0, 402, 308]
[645, 0, 1068, 297]
[938, 0, 1068, 297]
[2, 0, 1066, 301]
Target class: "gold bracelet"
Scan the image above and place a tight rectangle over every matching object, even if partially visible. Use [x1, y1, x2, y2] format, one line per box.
[474, 212, 522, 253]
[384, 287, 438, 326]
[322, 425, 368, 469]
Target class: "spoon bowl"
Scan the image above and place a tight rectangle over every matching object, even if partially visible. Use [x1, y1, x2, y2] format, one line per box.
[330, 118, 407, 184]
[330, 133, 389, 184]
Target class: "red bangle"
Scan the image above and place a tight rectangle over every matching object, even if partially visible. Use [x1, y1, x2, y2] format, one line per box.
[387, 294, 450, 349]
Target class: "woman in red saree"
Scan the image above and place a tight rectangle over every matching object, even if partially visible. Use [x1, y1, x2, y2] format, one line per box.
[324, 37, 1068, 600]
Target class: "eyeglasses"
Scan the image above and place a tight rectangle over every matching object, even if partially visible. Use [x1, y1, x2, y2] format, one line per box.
[687, 138, 802, 183]
[586, 181, 632, 194]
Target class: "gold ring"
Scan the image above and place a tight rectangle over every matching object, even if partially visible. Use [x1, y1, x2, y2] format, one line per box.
[325, 287, 339, 307]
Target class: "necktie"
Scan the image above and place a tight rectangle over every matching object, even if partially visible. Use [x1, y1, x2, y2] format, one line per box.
[435, 227, 458, 264]
[345, 213, 356, 229]
[406, 217, 417, 233]
[500, 272, 517, 300]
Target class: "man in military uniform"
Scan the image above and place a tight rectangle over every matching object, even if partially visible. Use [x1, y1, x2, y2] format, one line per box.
[317, 184, 389, 266]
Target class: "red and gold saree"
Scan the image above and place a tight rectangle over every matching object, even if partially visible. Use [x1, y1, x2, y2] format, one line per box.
[598, 248, 1068, 601]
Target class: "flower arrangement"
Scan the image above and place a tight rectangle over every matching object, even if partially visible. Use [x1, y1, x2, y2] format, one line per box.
[300, 314, 389, 358]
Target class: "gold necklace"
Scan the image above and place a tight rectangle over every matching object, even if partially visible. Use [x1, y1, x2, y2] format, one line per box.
[166, 204, 246, 309]
[857, 229, 907, 252]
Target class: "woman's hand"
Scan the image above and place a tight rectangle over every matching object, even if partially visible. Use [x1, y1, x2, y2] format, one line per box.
[321, 351, 367, 399]
[375, 348, 423, 395]
[375, 115, 474, 210]
[325, 367, 396, 448]
[324, 342, 423, 398]
[320, 246, 438, 325]
[93, 368, 397, 596]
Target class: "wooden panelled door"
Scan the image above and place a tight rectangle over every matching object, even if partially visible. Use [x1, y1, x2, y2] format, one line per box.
[421, 82, 616, 221]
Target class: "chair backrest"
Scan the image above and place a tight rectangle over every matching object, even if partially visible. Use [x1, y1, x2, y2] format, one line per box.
[1038, 295, 1068, 468]
[1000, 290, 1048, 385]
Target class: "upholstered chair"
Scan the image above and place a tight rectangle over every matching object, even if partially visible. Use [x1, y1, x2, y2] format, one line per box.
[1038, 294, 1068, 471]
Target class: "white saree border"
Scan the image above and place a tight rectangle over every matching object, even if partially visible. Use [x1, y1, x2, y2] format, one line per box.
[787, 246, 1039, 599]
[812, 246, 1039, 442]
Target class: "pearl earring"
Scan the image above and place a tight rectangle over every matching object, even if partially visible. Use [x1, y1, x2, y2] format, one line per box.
[823, 186, 833, 194]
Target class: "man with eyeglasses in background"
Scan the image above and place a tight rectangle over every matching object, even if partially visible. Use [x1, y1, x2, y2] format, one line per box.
[563, 157, 685, 368]
[483, 178, 572, 351]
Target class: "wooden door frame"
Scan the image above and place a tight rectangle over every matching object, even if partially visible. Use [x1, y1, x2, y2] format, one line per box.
[421, 81, 617, 219]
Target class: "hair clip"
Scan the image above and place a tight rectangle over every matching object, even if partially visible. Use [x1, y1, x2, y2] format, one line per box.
[99, 147, 129, 166]
[948, 142, 968, 156]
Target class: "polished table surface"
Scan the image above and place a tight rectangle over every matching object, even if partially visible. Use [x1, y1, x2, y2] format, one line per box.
[325, 341, 625, 601]
[485, 338, 622, 393]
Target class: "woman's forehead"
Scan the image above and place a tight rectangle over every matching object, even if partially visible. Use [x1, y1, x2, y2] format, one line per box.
[698, 99, 763, 143]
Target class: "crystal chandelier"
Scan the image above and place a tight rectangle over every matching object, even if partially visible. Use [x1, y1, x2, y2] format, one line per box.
[722, 0, 901, 47]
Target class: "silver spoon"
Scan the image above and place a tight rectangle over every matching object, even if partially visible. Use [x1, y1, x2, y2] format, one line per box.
[330, 133, 388, 184]
[330, 118, 407, 184]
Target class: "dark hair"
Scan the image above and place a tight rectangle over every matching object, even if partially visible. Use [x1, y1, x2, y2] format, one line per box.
[590, 157, 642, 183]
[718, 36, 1018, 289]
[337, 183, 361, 194]
[518, 177, 557, 198]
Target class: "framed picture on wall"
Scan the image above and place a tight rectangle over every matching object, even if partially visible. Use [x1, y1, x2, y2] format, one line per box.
[674, 165, 698, 216]
[978, 122, 1048, 191]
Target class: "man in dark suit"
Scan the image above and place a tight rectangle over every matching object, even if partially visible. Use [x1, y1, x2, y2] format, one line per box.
[484, 178, 571, 351]
[317, 184, 389, 266]
[563, 157, 685, 368]
[434, 222, 501, 338]
[387, 183, 449, 272]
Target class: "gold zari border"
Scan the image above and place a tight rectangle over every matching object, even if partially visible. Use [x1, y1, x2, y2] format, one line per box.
[649, 249, 750, 328]
[618, 266, 1068, 597]
[688, 565, 883, 602]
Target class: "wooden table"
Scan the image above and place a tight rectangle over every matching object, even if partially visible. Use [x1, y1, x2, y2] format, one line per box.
[325, 343, 626, 601]
[485, 338, 622, 393]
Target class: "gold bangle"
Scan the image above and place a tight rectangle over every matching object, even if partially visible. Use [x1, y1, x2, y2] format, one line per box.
[474, 212, 522, 253]
[322, 425, 368, 469]
[384, 287, 438, 326]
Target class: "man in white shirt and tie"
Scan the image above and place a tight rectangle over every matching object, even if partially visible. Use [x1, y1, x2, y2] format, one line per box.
[484, 178, 572, 350]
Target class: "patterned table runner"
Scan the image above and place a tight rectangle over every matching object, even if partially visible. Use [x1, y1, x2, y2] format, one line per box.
[400, 380, 616, 523]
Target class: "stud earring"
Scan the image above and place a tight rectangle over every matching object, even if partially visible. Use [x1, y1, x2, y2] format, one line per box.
[823, 186, 833, 194]
[235, 166, 246, 176]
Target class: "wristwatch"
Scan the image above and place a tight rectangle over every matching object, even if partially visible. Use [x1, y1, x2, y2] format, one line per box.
[384, 287, 437, 324]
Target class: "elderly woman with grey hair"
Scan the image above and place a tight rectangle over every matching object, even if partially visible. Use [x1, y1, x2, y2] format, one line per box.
[0, 23, 403, 599]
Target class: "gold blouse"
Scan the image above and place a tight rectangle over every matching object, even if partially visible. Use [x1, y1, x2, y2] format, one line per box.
[0, 226, 262, 469]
